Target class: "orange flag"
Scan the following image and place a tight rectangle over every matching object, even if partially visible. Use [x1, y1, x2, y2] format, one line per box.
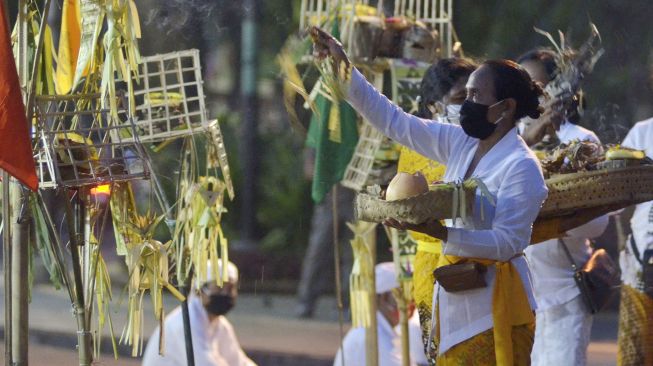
[0, 2, 39, 191]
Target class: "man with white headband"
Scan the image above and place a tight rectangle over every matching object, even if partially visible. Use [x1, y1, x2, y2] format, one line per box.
[142, 260, 256, 366]
[334, 262, 426, 366]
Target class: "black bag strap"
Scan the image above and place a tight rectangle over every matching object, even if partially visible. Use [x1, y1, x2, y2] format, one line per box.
[558, 238, 579, 271]
[630, 235, 644, 265]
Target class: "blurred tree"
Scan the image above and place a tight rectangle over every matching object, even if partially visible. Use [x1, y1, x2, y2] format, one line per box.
[456, 0, 653, 142]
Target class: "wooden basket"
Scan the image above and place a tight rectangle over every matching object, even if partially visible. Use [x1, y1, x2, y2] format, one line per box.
[539, 165, 653, 218]
[355, 180, 477, 224]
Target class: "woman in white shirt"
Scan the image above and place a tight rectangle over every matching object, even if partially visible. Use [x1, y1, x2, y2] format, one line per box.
[311, 27, 548, 365]
[518, 48, 609, 366]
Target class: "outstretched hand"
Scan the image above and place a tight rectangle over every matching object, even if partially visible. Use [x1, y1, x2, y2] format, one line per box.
[309, 26, 350, 74]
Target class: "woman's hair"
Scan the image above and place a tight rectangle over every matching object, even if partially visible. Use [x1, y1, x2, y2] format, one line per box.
[482, 59, 544, 120]
[417, 57, 477, 118]
[516, 48, 558, 82]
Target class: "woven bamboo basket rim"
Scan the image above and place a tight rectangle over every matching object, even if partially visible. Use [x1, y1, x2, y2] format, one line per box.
[545, 164, 653, 185]
[355, 180, 478, 224]
[540, 164, 653, 218]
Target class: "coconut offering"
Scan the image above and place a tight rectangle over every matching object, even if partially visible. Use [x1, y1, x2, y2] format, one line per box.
[385, 172, 429, 201]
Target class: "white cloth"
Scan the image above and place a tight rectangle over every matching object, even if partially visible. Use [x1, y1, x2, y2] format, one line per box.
[621, 117, 653, 288]
[525, 121, 608, 310]
[347, 68, 548, 354]
[531, 295, 593, 366]
[334, 312, 414, 366]
[407, 312, 429, 365]
[376, 262, 399, 293]
[142, 297, 256, 366]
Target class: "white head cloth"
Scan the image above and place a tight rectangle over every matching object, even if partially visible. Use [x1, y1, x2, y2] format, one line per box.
[202, 259, 239, 284]
[375, 262, 398, 294]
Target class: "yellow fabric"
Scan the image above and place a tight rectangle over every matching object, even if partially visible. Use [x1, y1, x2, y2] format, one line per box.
[328, 100, 341, 142]
[435, 253, 535, 365]
[617, 284, 653, 366]
[55, 0, 81, 94]
[436, 323, 534, 366]
[417, 239, 441, 254]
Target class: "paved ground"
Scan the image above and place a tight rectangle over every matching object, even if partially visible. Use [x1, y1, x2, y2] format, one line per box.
[0, 282, 619, 365]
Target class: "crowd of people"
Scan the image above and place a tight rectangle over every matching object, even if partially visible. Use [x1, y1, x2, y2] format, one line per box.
[308, 26, 652, 366]
[140, 26, 652, 366]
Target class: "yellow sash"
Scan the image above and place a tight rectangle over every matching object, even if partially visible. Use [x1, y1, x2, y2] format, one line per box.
[435, 253, 534, 365]
[416, 239, 442, 254]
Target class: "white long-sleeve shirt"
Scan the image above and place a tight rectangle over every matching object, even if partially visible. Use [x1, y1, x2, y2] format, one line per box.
[620, 118, 653, 288]
[347, 68, 548, 354]
[524, 121, 609, 310]
[142, 297, 256, 366]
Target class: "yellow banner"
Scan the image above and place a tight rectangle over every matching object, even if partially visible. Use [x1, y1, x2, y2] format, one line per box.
[55, 0, 81, 94]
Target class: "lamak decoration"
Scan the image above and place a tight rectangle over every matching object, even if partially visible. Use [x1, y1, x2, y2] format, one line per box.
[8, 0, 235, 365]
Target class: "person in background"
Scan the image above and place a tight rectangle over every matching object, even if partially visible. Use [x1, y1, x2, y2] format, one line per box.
[618, 118, 653, 366]
[518, 48, 609, 366]
[334, 262, 426, 366]
[142, 260, 256, 366]
[397, 57, 477, 364]
[295, 148, 354, 318]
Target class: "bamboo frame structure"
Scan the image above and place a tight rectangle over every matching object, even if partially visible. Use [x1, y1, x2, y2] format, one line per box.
[33, 93, 148, 189]
[124, 49, 209, 143]
[394, 0, 453, 58]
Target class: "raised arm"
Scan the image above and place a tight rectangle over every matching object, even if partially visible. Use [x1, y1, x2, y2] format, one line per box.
[347, 68, 464, 164]
[444, 159, 548, 261]
[309, 26, 465, 165]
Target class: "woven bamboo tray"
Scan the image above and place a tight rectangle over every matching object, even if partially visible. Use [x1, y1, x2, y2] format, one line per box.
[539, 164, 653, 218]
[355, 180, 477, 224]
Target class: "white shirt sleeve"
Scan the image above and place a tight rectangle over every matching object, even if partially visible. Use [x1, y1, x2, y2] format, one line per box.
[346, 68, 466, 165]
[621, 124, 640, 150]
[445, 159, 549, 261]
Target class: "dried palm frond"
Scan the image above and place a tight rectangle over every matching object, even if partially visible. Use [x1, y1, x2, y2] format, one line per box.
[278, 34, 316, 136]
[111, 184, 183, 356]
[534, 23, 604, 102]
[348, 221, 377, 329]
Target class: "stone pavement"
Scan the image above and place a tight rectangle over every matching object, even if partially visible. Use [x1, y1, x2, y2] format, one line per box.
[0, 282, 619, 365]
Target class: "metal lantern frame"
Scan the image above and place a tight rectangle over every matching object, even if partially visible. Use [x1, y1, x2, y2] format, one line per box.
[124, 49, 209, 143]
[394, 0, 454, 58]
[33, 93, 149, 189]
[300, 1, 455, 58]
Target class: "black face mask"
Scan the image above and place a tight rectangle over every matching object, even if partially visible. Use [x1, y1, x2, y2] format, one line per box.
[459, 100, 503, 140]
[204, 294, 235, 316]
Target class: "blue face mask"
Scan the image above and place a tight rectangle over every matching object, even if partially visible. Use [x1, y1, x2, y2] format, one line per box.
[459, 100, 504, 140]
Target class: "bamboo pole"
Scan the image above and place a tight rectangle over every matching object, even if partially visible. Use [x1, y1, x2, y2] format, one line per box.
[3, 173, 12, 366]
[389, 229, 410, 366]
[332, 185, 347, 365]
[365, 225, 378, 366]
[398, 291, 410, 366]
[3, 3, 13, 356]
[10, 1, 31, 364]
[64, 193, 93, 366]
